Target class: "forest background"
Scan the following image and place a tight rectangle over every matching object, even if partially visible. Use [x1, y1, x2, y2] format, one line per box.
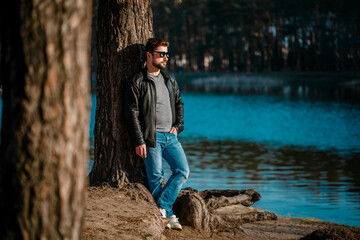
[90, 0, 359, 87]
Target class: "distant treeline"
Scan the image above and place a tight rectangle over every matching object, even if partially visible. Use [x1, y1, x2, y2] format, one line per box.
[152, 0, 360, 73]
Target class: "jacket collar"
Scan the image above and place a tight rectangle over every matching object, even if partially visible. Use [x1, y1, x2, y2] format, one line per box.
[142, 67, 171, 83]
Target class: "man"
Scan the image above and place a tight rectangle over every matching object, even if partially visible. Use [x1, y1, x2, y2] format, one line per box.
[125, 38, 189, 230]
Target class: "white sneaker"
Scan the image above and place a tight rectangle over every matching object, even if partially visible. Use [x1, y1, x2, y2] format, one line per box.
[159, 208, 167, 218]
[166, 215, 182, 230]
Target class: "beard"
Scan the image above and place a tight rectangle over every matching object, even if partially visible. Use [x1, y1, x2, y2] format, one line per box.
[153, 60, 167, 70]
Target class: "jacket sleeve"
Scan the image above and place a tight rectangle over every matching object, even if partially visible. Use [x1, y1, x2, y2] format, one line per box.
[172, 79, 184, 134]
[124, 81, 146, 147]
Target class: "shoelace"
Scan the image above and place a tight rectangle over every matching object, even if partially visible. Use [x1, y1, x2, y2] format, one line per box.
[170, 217, 179, 223]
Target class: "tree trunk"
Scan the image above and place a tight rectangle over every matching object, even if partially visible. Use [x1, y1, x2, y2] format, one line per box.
[87, 0, 277, 233]
[89, 0, 153, 186]
[0, 0, 92, 239]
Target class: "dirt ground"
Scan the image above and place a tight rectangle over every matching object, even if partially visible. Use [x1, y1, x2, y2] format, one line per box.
[84, 186, 360, 240]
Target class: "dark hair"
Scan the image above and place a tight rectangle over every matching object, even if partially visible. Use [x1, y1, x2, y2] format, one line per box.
[145, 38, 169, 53]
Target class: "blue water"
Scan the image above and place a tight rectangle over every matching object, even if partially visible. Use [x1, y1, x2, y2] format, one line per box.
[77, 83, 356, 226]
[181, 93, 360, 152]
[2, 74, 360, 227]
[164, 92, 360, 227]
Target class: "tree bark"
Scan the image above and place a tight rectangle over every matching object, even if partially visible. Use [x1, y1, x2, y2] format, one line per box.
[89, 0, 153, 186]
[87, 0, 277, 233]
[0, 0, 92, 239]
[173, 188, 277, 231]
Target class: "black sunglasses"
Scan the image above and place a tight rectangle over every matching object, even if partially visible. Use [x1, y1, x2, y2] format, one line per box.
[149, 51, 170, 58]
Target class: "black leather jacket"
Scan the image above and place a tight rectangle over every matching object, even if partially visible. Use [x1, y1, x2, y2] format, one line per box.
[124, 68, 184, 147]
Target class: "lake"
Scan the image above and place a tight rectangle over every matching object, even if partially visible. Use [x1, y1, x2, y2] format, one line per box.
[1, 72, 360, 227]
[90, 72, 360, 227]
[176, 93, 360, 227]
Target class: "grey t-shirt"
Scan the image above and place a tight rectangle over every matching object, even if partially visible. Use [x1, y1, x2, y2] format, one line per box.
[147, 73, 172, 132]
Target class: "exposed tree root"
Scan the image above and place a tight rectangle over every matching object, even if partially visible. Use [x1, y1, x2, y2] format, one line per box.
[173, 188, 277, 231]
[109, 172, 277, 232]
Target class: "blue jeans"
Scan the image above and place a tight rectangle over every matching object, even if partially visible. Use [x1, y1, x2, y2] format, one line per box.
[143, 132, 190, 217]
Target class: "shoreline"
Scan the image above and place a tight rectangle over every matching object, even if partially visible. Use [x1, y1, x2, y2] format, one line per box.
[84, 186, 360, 240]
